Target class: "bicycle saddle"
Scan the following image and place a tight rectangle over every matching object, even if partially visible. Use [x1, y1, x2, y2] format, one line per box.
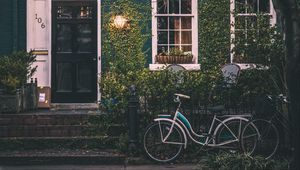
[174, 93, 190, 99]
[208, 105, 225, 113]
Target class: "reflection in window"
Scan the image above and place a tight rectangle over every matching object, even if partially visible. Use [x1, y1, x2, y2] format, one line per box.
[232, 0, 273, 63]
[157, 0, 191, 14]
[76, 6, 92, 18]
[76, 24, 92, 52]
[76, 63, 92, 92]
[57, 6, 72, 19]
[56, 63, 72, 92]
[157, 16, 193, 53]
[57, 24, 72, 52]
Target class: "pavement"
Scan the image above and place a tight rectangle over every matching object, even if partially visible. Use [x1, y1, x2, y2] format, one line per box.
[0, 164, 200, 170]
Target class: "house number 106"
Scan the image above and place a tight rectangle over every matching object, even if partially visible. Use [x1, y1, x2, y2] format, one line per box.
[35, 14, 45, 29]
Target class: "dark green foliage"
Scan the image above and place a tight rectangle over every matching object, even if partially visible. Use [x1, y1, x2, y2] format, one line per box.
[198, 0, 231, 71]
[202, 152, 289, 170]
[0, 51, 37, 94]
[101, 0, 151, 73]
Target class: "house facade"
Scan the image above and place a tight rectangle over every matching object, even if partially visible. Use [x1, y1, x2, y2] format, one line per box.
[0, 0, 277, 105]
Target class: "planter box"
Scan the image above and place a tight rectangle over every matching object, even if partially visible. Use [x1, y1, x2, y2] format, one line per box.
[22, 83, 38, 111]
[156, 55, 193, 64]
[0, 83, 38, 113]
[0, 90, 22, 113]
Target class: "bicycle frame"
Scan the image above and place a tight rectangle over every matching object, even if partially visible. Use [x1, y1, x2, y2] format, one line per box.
[154, 107, 251, 148]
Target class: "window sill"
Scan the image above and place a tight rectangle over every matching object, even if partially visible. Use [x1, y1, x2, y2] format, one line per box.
[149, 64, 200, 71]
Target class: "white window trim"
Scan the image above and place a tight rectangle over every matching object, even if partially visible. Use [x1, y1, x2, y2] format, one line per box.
[150, 0, 199, 71]
[230, 0, 276, 64]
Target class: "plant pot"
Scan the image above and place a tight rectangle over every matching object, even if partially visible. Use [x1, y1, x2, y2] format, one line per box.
[0, 90, 22, 113]
[22, 83, 38, 111]
[156, 55, 193, 64]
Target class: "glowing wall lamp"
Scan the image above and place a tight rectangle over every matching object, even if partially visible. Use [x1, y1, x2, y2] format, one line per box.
[113, 15, 128, 29]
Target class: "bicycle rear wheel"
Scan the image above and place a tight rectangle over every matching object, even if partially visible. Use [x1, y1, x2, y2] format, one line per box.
[143, 121, 184, 162]
[241, 119, 279, 159]
[215, 118, 248, 152]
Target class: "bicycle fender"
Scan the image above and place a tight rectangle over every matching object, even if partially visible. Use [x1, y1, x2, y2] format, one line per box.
[213, 116, 249, 141]
[154, 118, 188, 149]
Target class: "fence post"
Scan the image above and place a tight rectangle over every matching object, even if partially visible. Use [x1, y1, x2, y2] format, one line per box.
[128, 84, 139, 155]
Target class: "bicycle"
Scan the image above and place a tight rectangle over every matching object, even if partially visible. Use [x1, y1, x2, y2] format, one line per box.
[241, 94, 293, 159]
[143, 93, 254, 162]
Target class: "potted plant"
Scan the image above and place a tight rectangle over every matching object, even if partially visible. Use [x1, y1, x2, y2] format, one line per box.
[0, 51, 37, 113]
[155, 48, 193, 64]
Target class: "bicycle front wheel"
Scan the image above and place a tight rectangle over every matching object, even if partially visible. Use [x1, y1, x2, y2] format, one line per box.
[242, 119, 279, 159]
[143, 121, 184, 162]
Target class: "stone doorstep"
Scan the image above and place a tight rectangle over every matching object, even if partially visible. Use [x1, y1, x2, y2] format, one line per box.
[0, 149, 126, 165]
[50, 103, 99, 111]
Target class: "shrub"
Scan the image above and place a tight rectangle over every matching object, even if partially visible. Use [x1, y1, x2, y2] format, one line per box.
[0, 51, 37, 94]
[202, 152, 289, 170]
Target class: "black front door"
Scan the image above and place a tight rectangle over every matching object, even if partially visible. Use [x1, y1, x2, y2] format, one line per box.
[52, 1, 97, 103]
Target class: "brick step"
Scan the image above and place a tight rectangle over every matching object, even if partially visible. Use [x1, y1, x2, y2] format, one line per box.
[0, 148, 125, 165]
[0, 124, 126, 137]
[0, 136, 121, 151]
[0, 113, 90, 126]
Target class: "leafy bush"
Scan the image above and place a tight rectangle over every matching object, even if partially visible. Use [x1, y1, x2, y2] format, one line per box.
[202, 152, 289, 170]
[0, 51, 37, 94]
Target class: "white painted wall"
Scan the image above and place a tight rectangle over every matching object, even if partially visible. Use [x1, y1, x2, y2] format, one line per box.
[27, 0, 51, 87]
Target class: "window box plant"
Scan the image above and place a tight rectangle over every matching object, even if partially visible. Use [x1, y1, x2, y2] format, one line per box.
[0, 51, 37, 113]
[155, 48, 193, 64]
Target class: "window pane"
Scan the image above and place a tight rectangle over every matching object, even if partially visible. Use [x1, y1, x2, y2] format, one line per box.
[236, 0, 246, 13]
[169, 31, 180, 44]
[169, 0, 179, 14]
[158, 45, 168, 54]
[56, 63, 72, 92]
[247, 0, 258, 13]
[169, 17, 180, 29]
[76, 63, 92, 92]
[76, 24, 92, 52]
[181, 0, 191, 14]
[182, 45, 192, 53]
[236, 16, 245, 30]
[158, 17, 168, 29]
[246, 16, 257, 29]
[259, 0, 270, 13]
[75, 6, 93, 19]
[57, 24, 72, 52]
[181, 17, 191, 29]
[158, 31, 168, 44]
[157, 0, 168, 14]
[57, 6, 72, 19]
[181, 31, 192, 44]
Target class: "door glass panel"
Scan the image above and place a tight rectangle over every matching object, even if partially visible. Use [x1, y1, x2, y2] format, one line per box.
[181, 0, 191, 14]
[56, 63, 72, 92]
[57, 24, 72, 52]
[57, 6, 72, 19]
[76, 63, 92, 92]
[75, 6, 93, 19]
[76, 24, 92, 52]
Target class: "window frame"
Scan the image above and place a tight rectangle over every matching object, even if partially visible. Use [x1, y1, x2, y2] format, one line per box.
[230, 0, 277, 63]
[151, 0, 199, 70]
